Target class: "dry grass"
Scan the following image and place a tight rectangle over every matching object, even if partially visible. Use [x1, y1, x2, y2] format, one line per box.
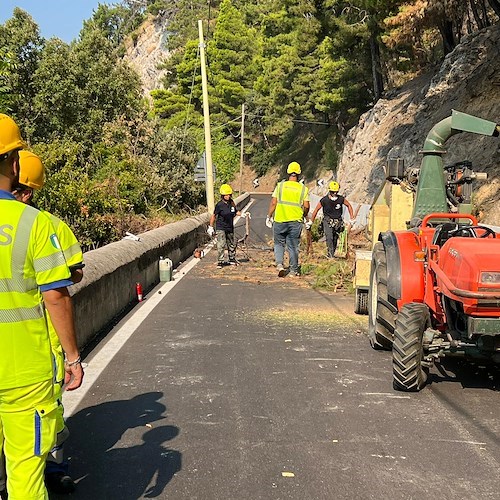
[199, 230, 370, 295]
[250, 306, 367, 331]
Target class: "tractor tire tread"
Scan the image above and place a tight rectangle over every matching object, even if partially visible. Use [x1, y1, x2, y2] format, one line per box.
[392, 303, 429, 392]
[368, 242, 397, 351]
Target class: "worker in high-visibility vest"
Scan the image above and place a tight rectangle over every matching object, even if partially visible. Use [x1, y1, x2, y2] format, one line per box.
[10, 151, 84, 495]
[266, 162, 310, 277]
[0, 114, 83, 500]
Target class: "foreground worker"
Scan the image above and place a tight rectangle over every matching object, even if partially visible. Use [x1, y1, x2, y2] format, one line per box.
[12, 151, 84, 494]
[308, 181, 355, 258]
[0, 114, 83, 500]
[208, 184, 241, 268]
[267, 162, 310, 277]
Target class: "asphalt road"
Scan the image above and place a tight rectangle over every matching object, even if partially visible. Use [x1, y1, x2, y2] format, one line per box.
[61, 194, 500, 500]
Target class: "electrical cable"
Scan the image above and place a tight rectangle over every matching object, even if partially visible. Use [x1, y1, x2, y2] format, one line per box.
[245, 112, 330, 126]
[180, 45, 201, 155]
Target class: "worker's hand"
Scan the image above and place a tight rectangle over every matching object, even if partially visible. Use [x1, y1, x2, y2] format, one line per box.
[64, 358, 84, 391]
[305, 220, 313, 230]
[265, 216, 273, 228]
[207, 226, 215, 237]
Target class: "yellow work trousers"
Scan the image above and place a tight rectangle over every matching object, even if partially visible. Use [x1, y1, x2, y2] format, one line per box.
[0, 379, 58, 500]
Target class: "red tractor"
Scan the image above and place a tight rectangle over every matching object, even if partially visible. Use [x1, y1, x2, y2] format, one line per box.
[368, 111, 500, 391]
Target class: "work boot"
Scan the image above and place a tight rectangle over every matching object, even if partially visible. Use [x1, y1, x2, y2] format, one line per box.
[277, 265, 286, 278]
[229, 259, 238, 266]
[216, 262, 223, 269]
[45, 472, 76, 495]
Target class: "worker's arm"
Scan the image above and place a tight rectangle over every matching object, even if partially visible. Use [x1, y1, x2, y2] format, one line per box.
[209, 213, 216, 227]
[310, 201, 322, 222]
[303, 200, 310, 218]
[267, 197, 277, 218]
[70, 268, 83, 284]
[344, 199, 355, 219]
[233, 201, 241, 217]
[42, 287, 83, 391]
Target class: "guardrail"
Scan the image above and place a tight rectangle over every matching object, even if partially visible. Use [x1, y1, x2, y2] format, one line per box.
[71, 193, 250, 349]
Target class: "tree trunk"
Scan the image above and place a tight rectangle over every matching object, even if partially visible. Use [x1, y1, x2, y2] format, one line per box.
[438, 21, 456, 55]
[479, 0, 491, 26]
[470, 0, 486, 29]
[369, 29, 384, 100]
[365, 14, 385, 100]
[488, 0, 500, 18]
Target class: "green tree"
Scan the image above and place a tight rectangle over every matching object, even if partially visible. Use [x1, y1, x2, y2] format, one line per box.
[0, 48, 16, 112]
[208, 0, 260, 125]
[0, 8, 44, 139]
[254, 1, 323, 140]
[31, 12, 144, 147]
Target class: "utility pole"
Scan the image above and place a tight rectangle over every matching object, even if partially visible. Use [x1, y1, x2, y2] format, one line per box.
[198, 19, 215, 214]
[239, 103, 245, 194]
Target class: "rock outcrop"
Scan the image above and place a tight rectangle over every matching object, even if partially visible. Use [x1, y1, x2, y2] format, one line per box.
[337, 24, 500, 225]
[124, 13, 170, 96]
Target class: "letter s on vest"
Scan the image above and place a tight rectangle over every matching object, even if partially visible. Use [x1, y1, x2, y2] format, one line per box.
[0, 225, 13, 245]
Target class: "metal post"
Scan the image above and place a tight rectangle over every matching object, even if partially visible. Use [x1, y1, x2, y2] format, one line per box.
[198, 20, 215, 214]
[239, 103, 245, 194]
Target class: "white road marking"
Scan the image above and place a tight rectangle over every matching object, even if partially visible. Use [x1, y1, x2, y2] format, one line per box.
[63, 241, 215, 416]
[362, 392, 411, 399]
[64, 199, 257, 415]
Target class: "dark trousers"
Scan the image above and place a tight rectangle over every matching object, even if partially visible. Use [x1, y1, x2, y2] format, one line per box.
[216, 230, 236, 263]
[323, 218, 343, 258]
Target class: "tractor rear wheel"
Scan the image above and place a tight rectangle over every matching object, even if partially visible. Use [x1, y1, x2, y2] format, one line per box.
[368, 242, 397, 350]
[392, 303, 430, 392]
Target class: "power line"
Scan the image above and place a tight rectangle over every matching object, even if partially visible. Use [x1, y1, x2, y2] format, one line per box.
[245, 112, 330, 126]
[180, 45, 201, 155]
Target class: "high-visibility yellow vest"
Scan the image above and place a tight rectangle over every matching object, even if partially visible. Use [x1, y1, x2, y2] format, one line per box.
[41, 210, 84, 271]
[272, 180, 309, 223]
[0, 197, 71, 389]
[41, 210, 84, 383]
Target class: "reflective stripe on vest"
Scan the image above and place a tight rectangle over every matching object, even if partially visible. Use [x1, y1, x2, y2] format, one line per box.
[0, 207, 45, 322]
[43, 210, 84, 269]
[277, 181, 306, 207]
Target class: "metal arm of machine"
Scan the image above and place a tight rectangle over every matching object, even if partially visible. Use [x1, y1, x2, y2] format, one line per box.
[412, 110, 499, 220]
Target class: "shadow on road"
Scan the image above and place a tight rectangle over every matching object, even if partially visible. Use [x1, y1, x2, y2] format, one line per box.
[431, 359, 500, 391]
[58, 392, 181, 499]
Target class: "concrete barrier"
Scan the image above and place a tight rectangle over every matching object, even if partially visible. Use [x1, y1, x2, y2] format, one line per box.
[70, 193, 250, 349]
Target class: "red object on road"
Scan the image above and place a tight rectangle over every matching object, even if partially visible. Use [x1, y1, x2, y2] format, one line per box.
[136, 282, 143, 302]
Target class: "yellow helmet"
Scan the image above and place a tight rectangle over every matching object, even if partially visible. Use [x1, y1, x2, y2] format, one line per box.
[18, 151, 45, 190]
[220, 184, 233, 195]
[0, 114, 26, 158]
[329, 181, 340, 192]
[287, 161, 301, 175]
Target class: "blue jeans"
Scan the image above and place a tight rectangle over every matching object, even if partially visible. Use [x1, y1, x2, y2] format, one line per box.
[273, 221, 303, 273]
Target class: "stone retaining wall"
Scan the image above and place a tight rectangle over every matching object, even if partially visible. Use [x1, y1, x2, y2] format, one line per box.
[70, 193, 250, 348]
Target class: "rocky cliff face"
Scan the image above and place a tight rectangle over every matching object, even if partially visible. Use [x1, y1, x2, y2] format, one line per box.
[337, 24, 500, 225]
[124, 13, 170, 96]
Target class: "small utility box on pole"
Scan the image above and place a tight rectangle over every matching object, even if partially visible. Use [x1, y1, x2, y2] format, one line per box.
[194, 151, 216, 183]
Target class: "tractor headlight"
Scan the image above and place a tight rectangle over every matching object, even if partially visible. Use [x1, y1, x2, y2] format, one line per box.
[480, 272, 500, 284]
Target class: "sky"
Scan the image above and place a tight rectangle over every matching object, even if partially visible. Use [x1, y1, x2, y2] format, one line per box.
[0, 1, 112, 43]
